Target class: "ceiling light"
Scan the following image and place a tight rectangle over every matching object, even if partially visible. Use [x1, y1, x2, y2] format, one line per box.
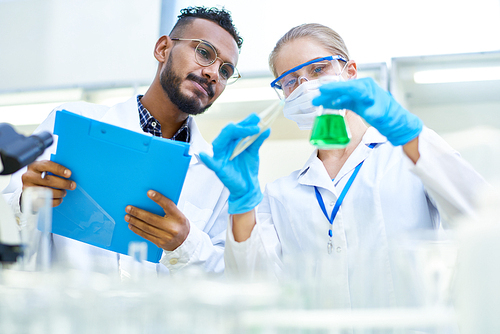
[414, 66, 500, 84]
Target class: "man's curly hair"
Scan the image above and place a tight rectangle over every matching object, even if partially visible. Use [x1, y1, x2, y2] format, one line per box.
[170, 6, 243, 50]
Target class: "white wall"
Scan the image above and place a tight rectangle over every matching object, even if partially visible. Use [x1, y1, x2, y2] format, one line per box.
[0, 0, 161, 92]
[259, 139, 315, 187]
[2, 0, 499, 92]
[412, 101, 500, 185]
[174, 0, 500, 72]
[2, 0, 500, 189]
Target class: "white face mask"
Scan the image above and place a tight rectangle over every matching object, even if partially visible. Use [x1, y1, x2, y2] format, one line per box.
[283, 75, 343, 130]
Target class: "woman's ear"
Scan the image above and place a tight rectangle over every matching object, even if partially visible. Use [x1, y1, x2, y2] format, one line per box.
[154, 35, 173, 62]
[346, 60, 358, 79]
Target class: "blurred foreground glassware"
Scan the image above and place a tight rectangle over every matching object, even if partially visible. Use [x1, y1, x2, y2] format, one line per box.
[128, 241, 147, 281]
[20, 187, 52, 271]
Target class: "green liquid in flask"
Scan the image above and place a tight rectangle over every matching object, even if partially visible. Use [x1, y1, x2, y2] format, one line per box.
[310, 114, 350, 149]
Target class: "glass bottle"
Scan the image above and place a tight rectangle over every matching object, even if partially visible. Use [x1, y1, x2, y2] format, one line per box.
[310, 107, 350, 149]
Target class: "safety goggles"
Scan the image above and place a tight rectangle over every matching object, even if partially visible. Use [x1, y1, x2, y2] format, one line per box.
[270, 55, 348, 99]
[171, 38, 241, 85]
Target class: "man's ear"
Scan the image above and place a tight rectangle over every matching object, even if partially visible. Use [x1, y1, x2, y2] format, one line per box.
[346, 60, 358, 79]
[154, 35, 173, 62]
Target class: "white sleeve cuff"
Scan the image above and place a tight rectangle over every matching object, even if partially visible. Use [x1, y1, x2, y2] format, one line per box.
[159, 221, 203, 273]
[224, 214, 281, 281]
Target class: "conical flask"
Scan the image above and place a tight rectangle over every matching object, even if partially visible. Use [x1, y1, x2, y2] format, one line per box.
[310, 107, 350, 149]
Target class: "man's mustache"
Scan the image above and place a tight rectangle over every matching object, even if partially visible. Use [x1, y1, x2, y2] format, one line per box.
[187, 73, 215, 98]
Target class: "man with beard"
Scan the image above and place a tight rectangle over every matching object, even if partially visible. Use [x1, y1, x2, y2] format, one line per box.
[2, 6, 242, 276]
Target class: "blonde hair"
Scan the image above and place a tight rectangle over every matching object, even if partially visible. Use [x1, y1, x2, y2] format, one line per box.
[269, 23, 350, 77]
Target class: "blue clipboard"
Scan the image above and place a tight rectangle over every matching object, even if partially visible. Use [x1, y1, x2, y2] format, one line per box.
[49, 110, 191, 263]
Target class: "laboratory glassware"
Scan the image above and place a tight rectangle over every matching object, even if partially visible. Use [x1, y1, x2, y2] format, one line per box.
[309, 76, 351, 149]
[20, 187, 52, 271]
[310, 111, 351, 149]
[229, 99, 284, 161]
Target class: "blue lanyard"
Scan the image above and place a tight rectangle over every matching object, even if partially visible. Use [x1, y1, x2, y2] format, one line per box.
[315, 143, 376, 254]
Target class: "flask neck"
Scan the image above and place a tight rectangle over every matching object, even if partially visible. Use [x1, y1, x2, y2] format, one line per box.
[320, 106, 345, 116]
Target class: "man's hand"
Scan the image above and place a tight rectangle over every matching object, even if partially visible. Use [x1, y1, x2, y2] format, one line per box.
[21, 160, 75, 207]
[125, 190, 190, 251]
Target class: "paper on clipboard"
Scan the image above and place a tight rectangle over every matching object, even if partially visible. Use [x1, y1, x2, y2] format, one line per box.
[49, 110, 191, 263]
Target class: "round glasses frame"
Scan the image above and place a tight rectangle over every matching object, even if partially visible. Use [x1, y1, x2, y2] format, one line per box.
[171, 38, 241, 85]
[270, 55, 348, 98]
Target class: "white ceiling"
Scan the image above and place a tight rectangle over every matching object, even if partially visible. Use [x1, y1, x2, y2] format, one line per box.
[1, 0, 499, 93]
[172, 0, 500, 75]
[1, 0, 500, 136]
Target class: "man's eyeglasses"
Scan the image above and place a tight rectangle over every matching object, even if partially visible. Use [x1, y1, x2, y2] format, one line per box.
[270, 55, 348, 98]
[171, 38, 241, 85]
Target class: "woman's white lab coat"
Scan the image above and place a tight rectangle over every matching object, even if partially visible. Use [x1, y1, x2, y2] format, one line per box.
[225, 126, 487, 308]
[3, 96, 229, 275]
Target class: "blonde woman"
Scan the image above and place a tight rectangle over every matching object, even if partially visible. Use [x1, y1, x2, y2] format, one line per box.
[200, 24, 487, 308]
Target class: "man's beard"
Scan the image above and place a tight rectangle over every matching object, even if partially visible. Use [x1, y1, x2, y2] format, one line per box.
[160, 56, 215, 115]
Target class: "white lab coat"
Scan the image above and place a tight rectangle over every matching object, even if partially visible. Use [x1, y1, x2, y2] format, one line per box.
[225, 126, 488, 308]
[3, 96, 229, 276]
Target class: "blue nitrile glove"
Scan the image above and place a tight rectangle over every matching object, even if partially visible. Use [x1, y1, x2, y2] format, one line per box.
[312, 77, 423, 146]
[199, 114, 270, 214]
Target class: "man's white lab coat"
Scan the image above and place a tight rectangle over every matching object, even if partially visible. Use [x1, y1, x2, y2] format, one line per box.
[225, 127, 488, 308]
[3, 96, 229, 275]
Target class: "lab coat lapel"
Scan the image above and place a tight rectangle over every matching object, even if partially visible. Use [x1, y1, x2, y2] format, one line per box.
[297, 127, 387, 193]
[333, 127, 387, 186]
[98, 96, 143, 134]
[333, 143, 373, 186]
[297, 150, 337, 194]
[187, 117, 211, 166]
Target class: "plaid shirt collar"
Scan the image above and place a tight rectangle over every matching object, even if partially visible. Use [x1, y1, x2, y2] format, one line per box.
[137, 95, 191, 143]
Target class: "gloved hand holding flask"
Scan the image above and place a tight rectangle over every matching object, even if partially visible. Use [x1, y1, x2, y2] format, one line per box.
[199, 114, 270, 214]
[312, 77, 423, 146]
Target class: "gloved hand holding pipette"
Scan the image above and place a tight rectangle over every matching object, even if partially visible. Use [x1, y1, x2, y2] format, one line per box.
[312, 77, 423, 146]
[199, 114, 270, 214]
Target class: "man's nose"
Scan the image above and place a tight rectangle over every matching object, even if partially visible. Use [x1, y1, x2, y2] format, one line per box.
[202, 60, 222, 83]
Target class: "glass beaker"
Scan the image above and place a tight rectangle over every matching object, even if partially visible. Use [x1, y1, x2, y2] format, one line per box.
[310, 108, 351, 149]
